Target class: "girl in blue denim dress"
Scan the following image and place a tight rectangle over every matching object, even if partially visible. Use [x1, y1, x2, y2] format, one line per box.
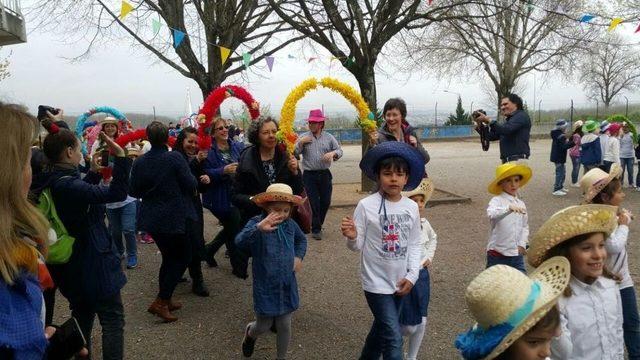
[236, 183, 307, 360]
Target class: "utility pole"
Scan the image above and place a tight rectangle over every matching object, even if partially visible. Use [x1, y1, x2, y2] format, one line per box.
[435, 102, 438, 126]
[538, 100, 542, 123]
[624, 96, 629, 117]
[153, 106, 156, 121]
[596, 99, 599, 119]
[570, 100, 574, 123]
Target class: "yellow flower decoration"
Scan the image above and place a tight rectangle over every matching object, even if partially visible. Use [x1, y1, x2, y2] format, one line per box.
[278, 77, 377, 154]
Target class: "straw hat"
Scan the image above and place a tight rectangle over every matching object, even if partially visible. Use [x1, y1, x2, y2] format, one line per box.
[579, 163, 622, 204]
[99, 116, 119, 126]
[402, 178, 435, 203]
[251, 183, 304, 207]
[572, 120, 584, 132]
[455, 257, 570, 360]
[487, 162, 532, 195]
[527, 204, 618, 267]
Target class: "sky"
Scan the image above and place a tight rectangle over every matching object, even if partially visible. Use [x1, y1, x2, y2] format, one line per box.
[0, 8, 636, 121]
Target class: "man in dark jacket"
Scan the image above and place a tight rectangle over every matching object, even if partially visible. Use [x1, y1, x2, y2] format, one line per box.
[549, 119, 574, 196]
[477, 94, 532, 163]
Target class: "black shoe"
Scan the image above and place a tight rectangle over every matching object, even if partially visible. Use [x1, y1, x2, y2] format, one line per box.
[205, 257, 218, 268]
[178, 276, 189, 283]
[192, 281, 210, 297]
[312, 231, 322, 240]
[242, 324, 256, 357]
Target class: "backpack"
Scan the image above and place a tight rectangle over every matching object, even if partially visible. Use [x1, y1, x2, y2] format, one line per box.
[37, 186, 75, 264]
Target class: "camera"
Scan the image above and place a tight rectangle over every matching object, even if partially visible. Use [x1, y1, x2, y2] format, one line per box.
[37, 105, 60, 121]
[472, 109, 487, 119]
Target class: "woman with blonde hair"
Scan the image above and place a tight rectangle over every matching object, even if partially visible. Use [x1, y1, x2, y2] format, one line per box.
[0, 102, 52, 358]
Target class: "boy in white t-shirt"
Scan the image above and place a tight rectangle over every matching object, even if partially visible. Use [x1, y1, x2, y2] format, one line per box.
[341, 141, 424, 360]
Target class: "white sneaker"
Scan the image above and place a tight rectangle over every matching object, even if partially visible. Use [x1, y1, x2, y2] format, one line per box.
[562, 188, 569, 192]
[636, 187, 640, 192]
[552, 190, 567, 196]
[571, 183, 580, 188]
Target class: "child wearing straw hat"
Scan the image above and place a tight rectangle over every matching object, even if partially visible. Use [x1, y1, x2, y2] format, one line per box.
[579, 164, 639, 358]
[399, 178, 438, 360]
[455, 256, 570, 360]
[579, 120, 602, 172]
[236, 183, 307, 359]
[485, 162, 532, 273]
[528, 204, 624, 359]
[340, 141, 425, 359]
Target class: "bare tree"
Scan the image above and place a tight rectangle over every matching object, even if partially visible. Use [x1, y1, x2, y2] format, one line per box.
[0, 48, 9, 83]
[402, 0, 594, 110]
[28, 1, 304, 98]
[579, 33, 640, 108]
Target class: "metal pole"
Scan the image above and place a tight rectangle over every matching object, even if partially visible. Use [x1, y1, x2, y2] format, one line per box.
[153, 106, 156, 121]
[624, 96, 629, 117]
[538, 99, 542, 123]
[470, 101, 474, 121]
[596, 100, 599, 119]
[570, 99, 574, 123]
[435, 102, 438, 126]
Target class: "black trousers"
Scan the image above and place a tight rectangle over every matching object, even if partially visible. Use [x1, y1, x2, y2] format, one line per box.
[303, 169, 333, 234]
[205, 207, 244, 273]
[187, 218, 204, 284]
[70, 293, 125, 360]
[150, 231, 192, 300]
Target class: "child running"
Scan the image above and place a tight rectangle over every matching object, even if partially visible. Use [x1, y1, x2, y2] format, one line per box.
[455, 257, 570, 360]
[580, 164, 639, 358]
[399, 178, 437, 360]
[528, 204, 624, 359]
[486, 162, 532, 273]
[341, 141, 424, 359]
[237, 183, 307, 360]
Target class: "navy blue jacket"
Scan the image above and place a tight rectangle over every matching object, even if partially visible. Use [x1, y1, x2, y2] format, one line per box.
[549, 129, 574, 164]
[202, 139, 244, 218]
[232, 145, 304, 222]
[130, 146, 198, 234]
[487, 110, 532, 160]
[580, 135, 602, 166]
[47, 157, 130, 304]
[235, 216, 307, 317]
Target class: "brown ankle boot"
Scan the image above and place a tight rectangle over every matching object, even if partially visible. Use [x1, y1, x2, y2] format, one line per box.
[168, 298, 182, 311]
[147, 298, 178, 323]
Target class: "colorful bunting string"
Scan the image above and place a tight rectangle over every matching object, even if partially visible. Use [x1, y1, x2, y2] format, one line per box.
[579, 14, 595, 23]
[220, 46, 231, 65]
[266, 56, 275, 72]
[173, 29, 185, 48]
[608, 18, 623, 32]
[119, 1, 134, 19]
[243, 53, 251, 69]
[152, 19, 161, 36]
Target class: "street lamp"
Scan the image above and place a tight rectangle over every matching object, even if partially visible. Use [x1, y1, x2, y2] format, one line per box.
[624, 96, 629, 117]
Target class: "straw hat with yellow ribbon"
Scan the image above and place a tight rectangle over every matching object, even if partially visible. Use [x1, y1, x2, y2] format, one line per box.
[401, 178, 434, 203]
[455, 256, 570, 360]
[251, 183, 304, 207]
[579, 163, 622, 204]
[527, 204, 618, 268]
[487, 162, 532, 195]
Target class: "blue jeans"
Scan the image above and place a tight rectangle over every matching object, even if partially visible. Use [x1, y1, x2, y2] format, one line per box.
[361, 292, 403, 360]
[570, 156, 581, 184]
[621, 287, 640, 359]
[486, 253, 526, 273]
[621, 158, 635, 186]
[107, 201, 137, 257]
[303, 169, 333, 234]
[553, 162, 566, 191]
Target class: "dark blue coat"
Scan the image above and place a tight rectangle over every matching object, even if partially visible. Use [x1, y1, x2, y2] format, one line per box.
[549, 129, 574, 164]
[47, 157, 130, 304]
[129, 146, 198, 234]
[235, 216, 307, 317]
[201, 139, 244, 218]
[580, 136, 602, 166]
[487, 110, 532, 160]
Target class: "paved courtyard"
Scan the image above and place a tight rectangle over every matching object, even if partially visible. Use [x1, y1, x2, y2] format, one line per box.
[52, 138, 640, 359]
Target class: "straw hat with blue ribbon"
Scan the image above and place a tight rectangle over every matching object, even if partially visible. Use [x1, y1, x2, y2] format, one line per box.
[360, 141, 426, 191]
[455, 256, 570, 360]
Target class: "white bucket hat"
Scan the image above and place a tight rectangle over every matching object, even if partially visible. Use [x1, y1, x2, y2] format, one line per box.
[455, 257, 570, 359]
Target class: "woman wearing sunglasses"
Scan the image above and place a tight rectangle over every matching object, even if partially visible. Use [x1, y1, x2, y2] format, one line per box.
[201, 118, 246, 278]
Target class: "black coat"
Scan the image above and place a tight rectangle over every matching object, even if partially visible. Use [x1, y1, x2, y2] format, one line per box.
[487, 109, 532, 160]
[130, 146, 198, 234]
[550, 129, 574, 164]
[47, 157, 130, 304]
[232, 145, 303, 222]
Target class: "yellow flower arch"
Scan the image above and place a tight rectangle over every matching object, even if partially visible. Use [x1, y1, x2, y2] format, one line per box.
[277, 77, 377, 153]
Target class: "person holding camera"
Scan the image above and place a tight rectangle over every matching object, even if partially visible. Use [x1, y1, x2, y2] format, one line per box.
[473, 94, 532, 163]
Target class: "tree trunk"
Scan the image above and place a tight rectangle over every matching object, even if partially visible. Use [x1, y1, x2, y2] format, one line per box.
[356, 66, 378, 192]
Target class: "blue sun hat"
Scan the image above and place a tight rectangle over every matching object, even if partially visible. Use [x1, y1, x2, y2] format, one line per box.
[360, 141, 426, 190]
[455, 257, 570, 360]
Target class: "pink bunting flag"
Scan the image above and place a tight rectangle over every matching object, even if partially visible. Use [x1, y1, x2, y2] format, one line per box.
[636, 22, 640, 33]
[266, 56, 275, 72]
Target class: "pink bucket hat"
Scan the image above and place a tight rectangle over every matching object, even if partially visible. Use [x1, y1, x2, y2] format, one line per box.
[307, 109, 326, 123]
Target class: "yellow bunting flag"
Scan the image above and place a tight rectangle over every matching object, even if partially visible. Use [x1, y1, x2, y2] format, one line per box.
[220, 46, 231, 65]
[119, 1, 134, 19]
[608, 18, 623, 32]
